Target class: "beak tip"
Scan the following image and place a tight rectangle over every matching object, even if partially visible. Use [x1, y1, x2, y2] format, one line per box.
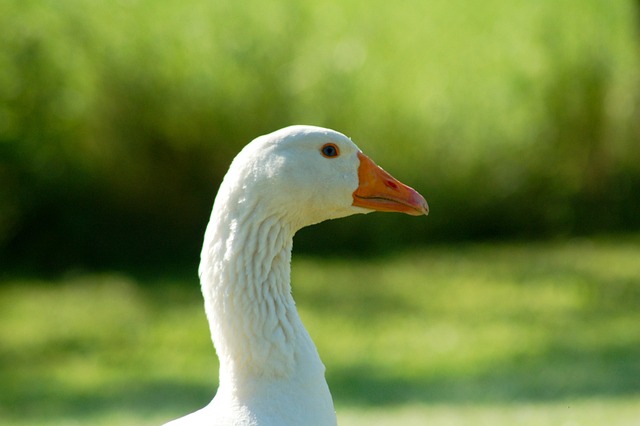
[420, 201, 430, 216]
[414, 193, 429, 216]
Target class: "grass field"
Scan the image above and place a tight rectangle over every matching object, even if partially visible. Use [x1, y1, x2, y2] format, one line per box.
[1, 236, 639, 425]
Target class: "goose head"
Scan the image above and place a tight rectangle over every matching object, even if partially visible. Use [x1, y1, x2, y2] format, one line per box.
[169, 126, 429, 426]
[219, 125, 428, 231]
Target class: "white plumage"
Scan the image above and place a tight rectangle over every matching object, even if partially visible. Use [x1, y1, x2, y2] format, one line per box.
[164, 126, 427, 426]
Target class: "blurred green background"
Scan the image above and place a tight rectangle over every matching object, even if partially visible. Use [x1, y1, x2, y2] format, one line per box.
[2, 0, 639, 269]
[1, 0, 640, 424]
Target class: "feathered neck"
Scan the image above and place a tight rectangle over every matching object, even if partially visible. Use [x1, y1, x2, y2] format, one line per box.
[199, 182, 325, 386]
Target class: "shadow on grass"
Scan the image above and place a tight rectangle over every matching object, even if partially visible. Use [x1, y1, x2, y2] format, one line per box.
[3, 342, 639, 422]
[329, 341, 640, 406]
[0, 377, 213, 422]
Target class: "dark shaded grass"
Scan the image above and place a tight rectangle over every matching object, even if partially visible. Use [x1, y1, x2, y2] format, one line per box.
[1, 237, 639, 423]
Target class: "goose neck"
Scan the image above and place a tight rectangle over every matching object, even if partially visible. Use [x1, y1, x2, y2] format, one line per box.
[200, 205, 319, 383]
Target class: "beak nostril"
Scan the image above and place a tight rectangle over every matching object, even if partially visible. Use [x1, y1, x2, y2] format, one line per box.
[385, 180, 399, 190]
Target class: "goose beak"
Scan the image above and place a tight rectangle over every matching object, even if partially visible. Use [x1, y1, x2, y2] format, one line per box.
[352, 152, 429, 216]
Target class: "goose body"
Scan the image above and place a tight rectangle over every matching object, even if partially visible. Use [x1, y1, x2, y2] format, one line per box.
[164, 126, 428, 426]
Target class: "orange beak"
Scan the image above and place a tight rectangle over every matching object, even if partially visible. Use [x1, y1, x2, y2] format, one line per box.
[352, 152, 429, 216]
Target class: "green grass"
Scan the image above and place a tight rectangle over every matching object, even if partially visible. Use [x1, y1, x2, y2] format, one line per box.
[1, 237, 640, 425]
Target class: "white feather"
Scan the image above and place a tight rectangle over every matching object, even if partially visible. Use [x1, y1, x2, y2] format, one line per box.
[164, 126, 369, 426]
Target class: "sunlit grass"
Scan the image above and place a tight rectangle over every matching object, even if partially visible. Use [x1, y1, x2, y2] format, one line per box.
[1, 237, 639, 424]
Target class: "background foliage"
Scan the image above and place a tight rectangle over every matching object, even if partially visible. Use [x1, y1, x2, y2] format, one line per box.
[1, 0, 640, 270]
[2, 2, 640, 425]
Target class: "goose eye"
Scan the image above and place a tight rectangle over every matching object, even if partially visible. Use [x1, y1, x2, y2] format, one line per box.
[321, 143, 340, 158]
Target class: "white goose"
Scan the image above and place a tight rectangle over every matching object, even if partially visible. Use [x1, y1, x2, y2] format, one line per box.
[165, 125, 428, 426]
